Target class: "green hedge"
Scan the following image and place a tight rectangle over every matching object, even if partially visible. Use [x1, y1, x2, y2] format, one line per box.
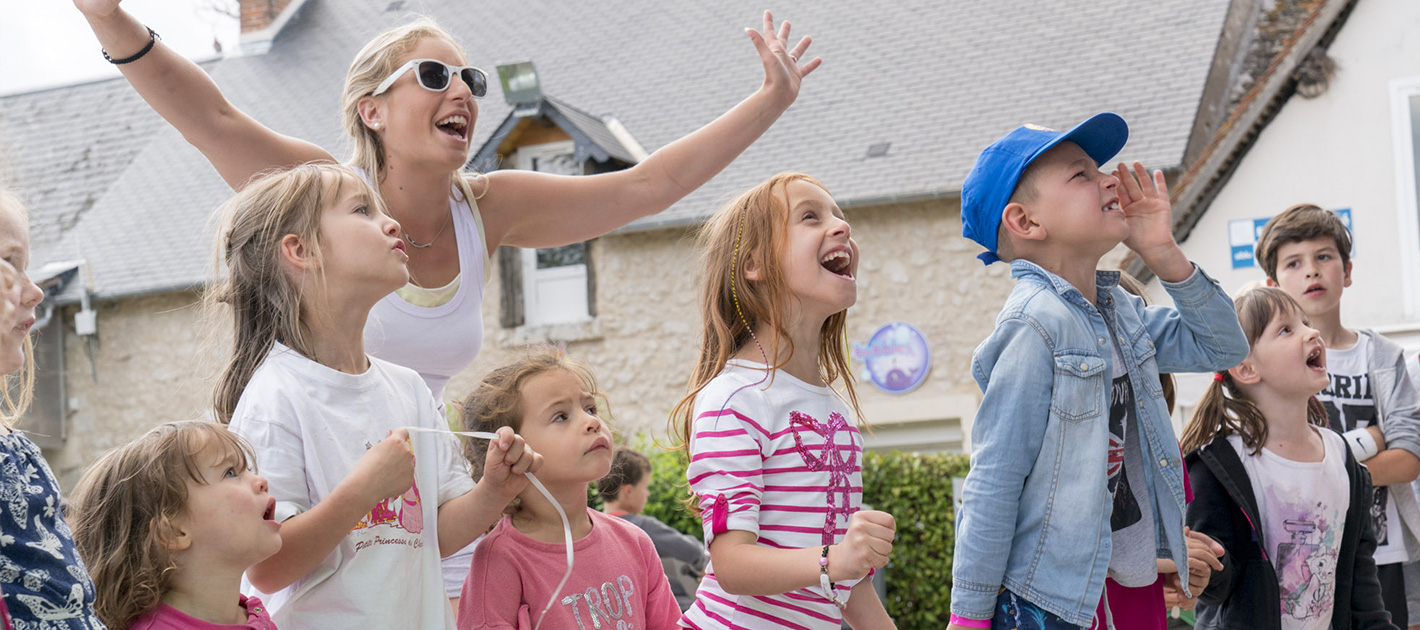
[626, 439, 969, 629]
[862, 450, 970, 628]
[639, 442, 706, 540]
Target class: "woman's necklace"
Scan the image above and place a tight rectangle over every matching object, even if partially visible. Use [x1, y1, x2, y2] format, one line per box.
[402, 209, 452, 249]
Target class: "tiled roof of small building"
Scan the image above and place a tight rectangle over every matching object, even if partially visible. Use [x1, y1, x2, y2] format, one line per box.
[471, 95, 644, 171]
[1121, 0, 1359, 281]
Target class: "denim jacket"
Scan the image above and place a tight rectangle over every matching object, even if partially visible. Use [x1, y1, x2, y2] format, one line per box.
[950, 260, 1248, 626]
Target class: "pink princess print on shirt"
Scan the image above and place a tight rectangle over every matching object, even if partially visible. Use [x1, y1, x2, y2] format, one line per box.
[789, 410, 859, 545]
[351, 441, 424, 534]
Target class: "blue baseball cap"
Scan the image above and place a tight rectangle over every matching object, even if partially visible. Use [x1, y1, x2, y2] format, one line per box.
[960, 112, 1129, 264]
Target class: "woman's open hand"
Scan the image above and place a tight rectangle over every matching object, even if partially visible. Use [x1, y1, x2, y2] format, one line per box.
[745, 10, 821, 105]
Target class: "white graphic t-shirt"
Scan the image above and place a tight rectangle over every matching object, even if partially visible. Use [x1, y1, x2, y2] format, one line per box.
[1318, 336, 1404, 565]
[1104, 335, 1157, 587]
[230, 343, 475, 629]
[1229, 429, 1349, 630]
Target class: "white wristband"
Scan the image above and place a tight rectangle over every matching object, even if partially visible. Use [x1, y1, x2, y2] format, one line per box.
[1343, 427, 1381, 461]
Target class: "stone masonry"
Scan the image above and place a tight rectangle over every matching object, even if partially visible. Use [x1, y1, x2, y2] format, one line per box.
[44, 197, 1011, 488]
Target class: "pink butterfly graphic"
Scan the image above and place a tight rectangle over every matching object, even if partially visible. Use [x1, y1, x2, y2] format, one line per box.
[790, 411, 859, 546]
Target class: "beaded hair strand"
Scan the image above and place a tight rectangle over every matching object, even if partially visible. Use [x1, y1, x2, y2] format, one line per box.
[721, 196, 774, 410]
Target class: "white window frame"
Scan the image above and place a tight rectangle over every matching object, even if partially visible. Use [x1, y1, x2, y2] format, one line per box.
[1391, 76, 1420, 322]
[514, 141, 592, 326]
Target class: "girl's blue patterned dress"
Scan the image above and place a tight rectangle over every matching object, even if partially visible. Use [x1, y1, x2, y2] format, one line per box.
[1, 432, 104, 629]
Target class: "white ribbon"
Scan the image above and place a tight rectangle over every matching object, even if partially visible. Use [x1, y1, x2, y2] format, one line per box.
[404, 427, 572, 630]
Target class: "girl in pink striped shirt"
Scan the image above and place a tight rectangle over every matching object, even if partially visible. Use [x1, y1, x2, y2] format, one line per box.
[671, 173, 898, 629]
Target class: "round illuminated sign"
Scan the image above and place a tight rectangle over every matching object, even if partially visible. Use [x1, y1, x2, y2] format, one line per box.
[852, 322, 930, 394]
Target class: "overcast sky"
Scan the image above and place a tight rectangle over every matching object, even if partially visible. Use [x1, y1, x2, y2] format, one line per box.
[0, 0, 238, 96]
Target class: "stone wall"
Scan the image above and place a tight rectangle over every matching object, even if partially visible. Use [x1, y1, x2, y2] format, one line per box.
[41, 196, 1015, 488]
[45, 291, 225, 489]
[459, 196, 1011, 445]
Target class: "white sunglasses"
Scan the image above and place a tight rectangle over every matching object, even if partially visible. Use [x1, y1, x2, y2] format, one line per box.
[372, 59, 488, 98]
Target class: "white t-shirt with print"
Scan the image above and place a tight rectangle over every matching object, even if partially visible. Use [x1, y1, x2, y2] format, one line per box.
[1229, 428, 1349, 630]
[1317, 335, 1405, 565]
[1104, 335, 1158, 587]
[230, 343, 476, 630]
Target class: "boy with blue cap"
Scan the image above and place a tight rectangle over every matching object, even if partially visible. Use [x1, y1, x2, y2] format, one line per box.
[947, 113, 1248, 629]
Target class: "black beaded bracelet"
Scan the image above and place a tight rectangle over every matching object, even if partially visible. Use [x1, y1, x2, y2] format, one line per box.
[102, 26, 159, 65]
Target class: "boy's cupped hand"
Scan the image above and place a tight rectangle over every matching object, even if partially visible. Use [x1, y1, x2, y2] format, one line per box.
[1115, 162, 1174, 253]
[1116, 162, 1193, 282]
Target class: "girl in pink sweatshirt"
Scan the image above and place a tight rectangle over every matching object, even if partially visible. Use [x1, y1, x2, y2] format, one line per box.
[456, 349, 681, 630]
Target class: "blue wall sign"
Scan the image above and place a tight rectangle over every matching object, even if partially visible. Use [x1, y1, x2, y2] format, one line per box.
[852, 322, 931, 394]
[1229, 207, 1352, 269]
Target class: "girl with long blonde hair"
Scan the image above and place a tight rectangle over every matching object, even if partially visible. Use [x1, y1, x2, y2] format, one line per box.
[206, 163, 539, 629]
[670, 173, 896, 629]
[0, 189, 102, 628]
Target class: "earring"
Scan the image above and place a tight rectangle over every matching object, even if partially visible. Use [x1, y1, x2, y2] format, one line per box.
[371, 122, 382, 130]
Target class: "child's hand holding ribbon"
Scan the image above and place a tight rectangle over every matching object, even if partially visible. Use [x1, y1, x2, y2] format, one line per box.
[347, 429, 417, 508]
[478, 425, 544, 502]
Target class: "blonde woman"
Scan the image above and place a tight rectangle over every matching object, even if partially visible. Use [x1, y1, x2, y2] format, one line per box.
[74, 0, 821, 402]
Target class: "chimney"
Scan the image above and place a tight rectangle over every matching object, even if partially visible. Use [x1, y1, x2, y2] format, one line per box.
[238, 0, 304, 55]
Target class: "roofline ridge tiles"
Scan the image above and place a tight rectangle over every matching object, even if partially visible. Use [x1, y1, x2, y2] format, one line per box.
[603, 116, 648, 163]
[1122, 0, 1359, 282]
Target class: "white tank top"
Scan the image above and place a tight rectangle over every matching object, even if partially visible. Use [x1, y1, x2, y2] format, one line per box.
[359, 170, 489, 401]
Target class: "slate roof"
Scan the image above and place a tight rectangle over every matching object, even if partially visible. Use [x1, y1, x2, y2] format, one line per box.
[0, 0, 1233, 301]
[541, 96, 644, 166]
[0, 76, 167, 252]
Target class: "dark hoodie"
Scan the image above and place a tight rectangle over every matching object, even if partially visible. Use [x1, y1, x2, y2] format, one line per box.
[1185, 430, 1396, 630]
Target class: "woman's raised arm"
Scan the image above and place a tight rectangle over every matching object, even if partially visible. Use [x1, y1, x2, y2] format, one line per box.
[75, 0, 333, 189]
[479, 10, 821, 250]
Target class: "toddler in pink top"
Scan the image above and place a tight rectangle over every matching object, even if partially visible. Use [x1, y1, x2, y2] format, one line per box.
[69, 422, 283, 629]
[129, 594, 275, 630]
[457, 350, 681, 630]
